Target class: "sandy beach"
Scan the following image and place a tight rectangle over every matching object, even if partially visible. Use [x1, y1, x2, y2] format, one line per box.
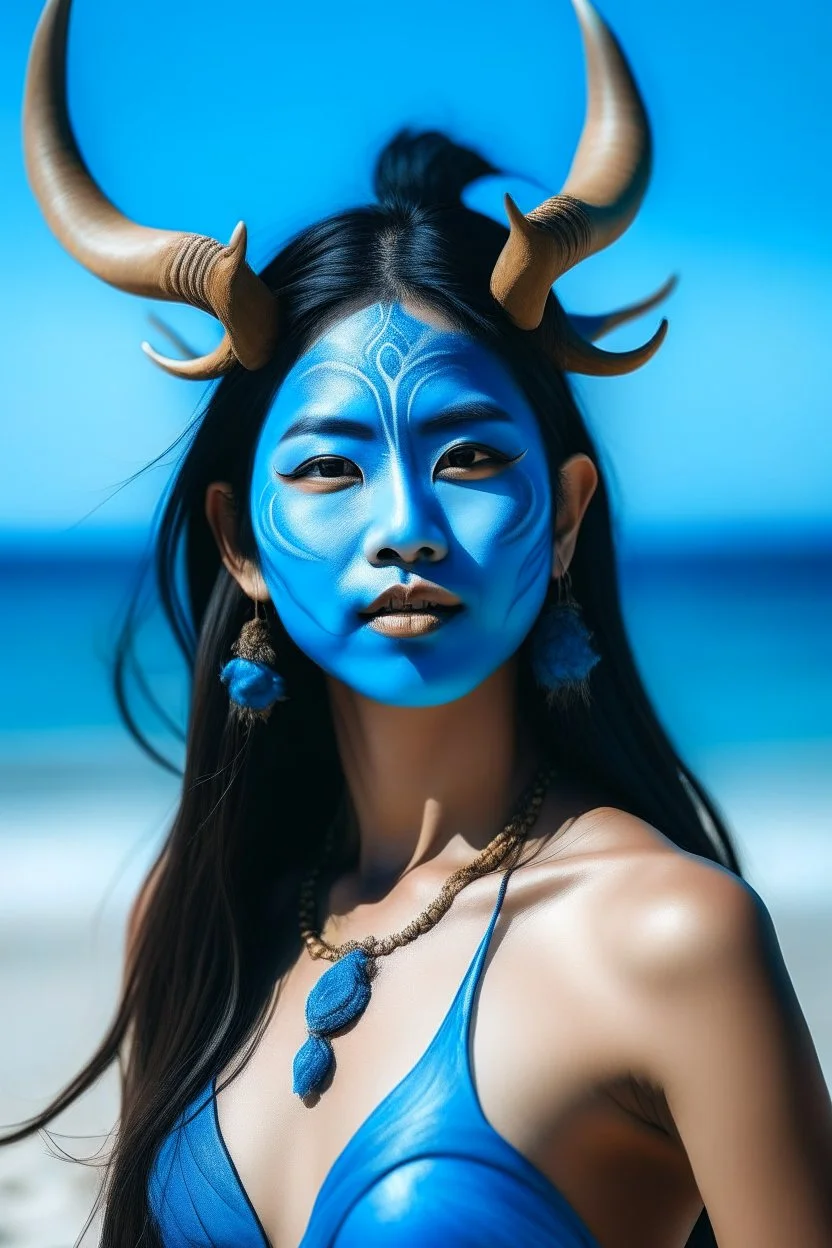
[1, 752, 830, 1246]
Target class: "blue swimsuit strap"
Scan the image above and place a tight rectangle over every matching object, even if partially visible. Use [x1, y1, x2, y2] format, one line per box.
[443, 864, 514, 1046]
[358, 863, 515, 1099]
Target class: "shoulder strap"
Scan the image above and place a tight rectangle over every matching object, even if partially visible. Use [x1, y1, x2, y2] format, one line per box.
[430, 865, 514, 1053]
[460, 867, 513, 1009]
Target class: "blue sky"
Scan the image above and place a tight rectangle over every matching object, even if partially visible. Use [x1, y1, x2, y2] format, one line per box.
[2, 0, 830, 547]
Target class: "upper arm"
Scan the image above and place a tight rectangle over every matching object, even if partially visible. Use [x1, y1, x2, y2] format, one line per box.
[621, 861, 832, 1247]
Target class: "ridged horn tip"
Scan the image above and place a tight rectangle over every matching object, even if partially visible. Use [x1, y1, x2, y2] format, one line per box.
[140, 333, 238, 381]
[503, 193, 536, 241]
[491, 194, 564, 331]
[228, 220, 247, 258]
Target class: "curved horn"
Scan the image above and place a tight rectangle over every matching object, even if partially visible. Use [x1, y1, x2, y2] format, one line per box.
[491, 0, 652, 332]
[568, 274, 677, 342]
[557, 310, 668, 376]
[23, 0, 279, 380]
[141, 324, 239, 379]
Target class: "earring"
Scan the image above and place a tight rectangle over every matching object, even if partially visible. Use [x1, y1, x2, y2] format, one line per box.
[220, 602, 288, 724]
[530, 561, 600, 703]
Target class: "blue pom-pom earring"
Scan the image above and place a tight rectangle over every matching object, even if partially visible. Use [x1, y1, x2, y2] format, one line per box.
[530, 561, 600, 704]
[220, 603, 288, 724]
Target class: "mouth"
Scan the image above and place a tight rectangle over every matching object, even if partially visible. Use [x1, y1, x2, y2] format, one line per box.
[360, 582, 464, 638]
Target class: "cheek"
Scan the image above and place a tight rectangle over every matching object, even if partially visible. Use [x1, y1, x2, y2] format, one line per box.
[260, 483, 362, 563]
[438, 463, 551, 573]
[250, 476, 367, 625]
[440, 463, 552, 638]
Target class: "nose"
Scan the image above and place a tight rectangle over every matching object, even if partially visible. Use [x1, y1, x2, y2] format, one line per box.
[364, 477, 449, 567]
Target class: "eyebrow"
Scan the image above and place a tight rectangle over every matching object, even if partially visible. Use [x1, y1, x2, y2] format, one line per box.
[418, 401, 514, 433]
[279, 415, 377, 443]
[279, 400, 515, 443]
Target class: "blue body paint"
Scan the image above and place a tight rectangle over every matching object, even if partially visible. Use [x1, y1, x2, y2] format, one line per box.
[250, 303, 552, 707]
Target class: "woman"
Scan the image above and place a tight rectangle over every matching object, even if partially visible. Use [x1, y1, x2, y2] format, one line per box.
[8, 0, 832, 1244]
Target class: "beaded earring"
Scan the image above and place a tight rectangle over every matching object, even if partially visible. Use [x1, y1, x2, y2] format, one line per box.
[530, 559, 600, 704]
[220, 601, 288, 724]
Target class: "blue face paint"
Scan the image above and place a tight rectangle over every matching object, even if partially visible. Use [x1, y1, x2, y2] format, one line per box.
[250, 302, 553, 707]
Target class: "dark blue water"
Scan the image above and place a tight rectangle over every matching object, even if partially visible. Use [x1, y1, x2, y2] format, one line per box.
[2, 547, 829, 765]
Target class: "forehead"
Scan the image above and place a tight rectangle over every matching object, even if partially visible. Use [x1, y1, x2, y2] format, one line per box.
[267, 302, 532, 426]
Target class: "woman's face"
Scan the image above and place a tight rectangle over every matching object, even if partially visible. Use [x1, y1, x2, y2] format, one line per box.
[250, 301, 552, 706]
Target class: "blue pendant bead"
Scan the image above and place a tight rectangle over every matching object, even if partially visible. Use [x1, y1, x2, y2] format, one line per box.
[292, 1034, 335, 1100]
[292, 948, 374, 1098]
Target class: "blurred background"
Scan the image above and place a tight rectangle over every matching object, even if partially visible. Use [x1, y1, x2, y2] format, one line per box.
[1, 0, 830, 1241]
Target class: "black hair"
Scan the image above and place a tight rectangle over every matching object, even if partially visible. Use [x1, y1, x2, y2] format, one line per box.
[2, 128, 733, 1248]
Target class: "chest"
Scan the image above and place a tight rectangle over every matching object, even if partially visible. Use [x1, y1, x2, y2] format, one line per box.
[213, 897, 684, 1248]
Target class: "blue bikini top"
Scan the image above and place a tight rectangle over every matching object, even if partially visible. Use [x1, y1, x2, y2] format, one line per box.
[149, 868, 601, 1247]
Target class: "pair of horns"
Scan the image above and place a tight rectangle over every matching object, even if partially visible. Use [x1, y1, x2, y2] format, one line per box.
[23, 0, 672, 381]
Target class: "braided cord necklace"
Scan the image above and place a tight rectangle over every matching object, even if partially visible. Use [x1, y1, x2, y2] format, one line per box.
[292, 760, 555, 1099]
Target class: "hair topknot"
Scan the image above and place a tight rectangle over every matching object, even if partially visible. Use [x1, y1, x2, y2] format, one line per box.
[372, 128, 500, 211]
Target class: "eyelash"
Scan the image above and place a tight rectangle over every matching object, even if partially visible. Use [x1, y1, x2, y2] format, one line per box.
[434, 444, 516, 479]
[287, 456, 361, 481]
[282, 444, 516, 487]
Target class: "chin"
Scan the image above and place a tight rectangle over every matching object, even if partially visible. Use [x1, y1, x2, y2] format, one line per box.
[331, 653, 501, 709]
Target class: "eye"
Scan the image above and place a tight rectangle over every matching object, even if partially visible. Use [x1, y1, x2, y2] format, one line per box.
[278, 456, 362, 492]
[434, 444, 519, 482]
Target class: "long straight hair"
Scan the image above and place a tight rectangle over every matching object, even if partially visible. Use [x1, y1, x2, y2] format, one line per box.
[2, 130, 736, 1247]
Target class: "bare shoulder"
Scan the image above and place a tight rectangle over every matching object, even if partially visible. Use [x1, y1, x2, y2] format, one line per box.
[594, 812, 768, 986]
[531, 804, 774, 993]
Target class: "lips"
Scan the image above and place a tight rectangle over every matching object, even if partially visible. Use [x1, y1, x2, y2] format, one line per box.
[360, 581, 463, 638]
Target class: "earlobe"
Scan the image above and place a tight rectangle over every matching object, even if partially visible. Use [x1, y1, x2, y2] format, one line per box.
[204, 481, 270, 601]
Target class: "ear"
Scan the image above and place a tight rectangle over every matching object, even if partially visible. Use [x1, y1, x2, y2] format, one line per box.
[204, 482, 270, 602]
[553, 453, 598, 577]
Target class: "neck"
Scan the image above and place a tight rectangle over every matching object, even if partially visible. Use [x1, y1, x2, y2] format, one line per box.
[326, 660, 540, 895]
